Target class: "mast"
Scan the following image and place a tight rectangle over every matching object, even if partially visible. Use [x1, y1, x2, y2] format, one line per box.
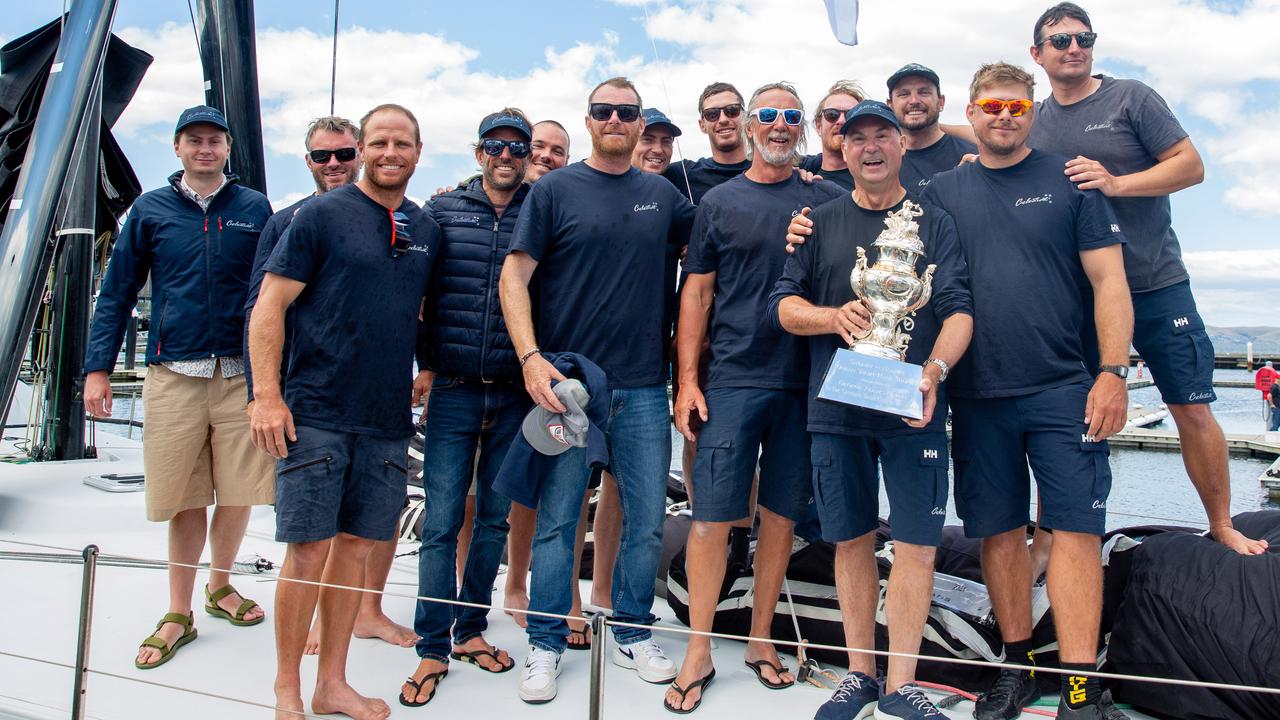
[195, 0, 267, 195]
[0, 0, 118, 431]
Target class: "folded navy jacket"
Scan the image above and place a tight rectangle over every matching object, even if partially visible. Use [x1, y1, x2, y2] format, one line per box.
[493, 352, 610, 509]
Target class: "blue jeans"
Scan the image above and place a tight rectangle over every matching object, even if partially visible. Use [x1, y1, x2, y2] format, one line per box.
[527, 383, 671, 654]
[414, 378, 529, 661]
[1270, 405, 1280, 432]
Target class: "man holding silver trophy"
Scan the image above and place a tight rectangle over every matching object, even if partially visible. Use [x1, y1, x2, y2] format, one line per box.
[770, 100, 973, 720]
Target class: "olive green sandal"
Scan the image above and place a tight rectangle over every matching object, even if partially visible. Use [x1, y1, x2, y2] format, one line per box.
[204, 584, 264, 626]
[135, 612, 197, 670]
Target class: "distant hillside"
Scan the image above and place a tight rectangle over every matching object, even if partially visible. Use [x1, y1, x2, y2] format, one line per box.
[1205, 326, 1280, 354]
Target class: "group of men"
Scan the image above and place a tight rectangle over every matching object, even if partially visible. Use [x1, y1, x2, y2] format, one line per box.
[81, 3, 1267, 720]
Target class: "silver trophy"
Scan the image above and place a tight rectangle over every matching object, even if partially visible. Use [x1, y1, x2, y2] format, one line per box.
[849, 199, 936, 360]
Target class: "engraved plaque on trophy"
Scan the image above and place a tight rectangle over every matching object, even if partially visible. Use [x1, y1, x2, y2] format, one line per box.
[818, 200, 936, 419]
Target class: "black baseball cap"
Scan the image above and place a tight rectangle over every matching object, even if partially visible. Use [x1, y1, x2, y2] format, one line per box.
[641, 108, 682, 137]
[175, 105, 229, 134]
[886, 63, 942, 94]
[839, 100, 902, 135]
[478, 112, 533, 141]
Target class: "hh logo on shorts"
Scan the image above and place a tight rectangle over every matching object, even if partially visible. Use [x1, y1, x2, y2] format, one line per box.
[1173, 316, 1190, 328]
[1080, 433, 1100, 443]
[922, 448, 939, 459]
[1110, 224, 1121, 233]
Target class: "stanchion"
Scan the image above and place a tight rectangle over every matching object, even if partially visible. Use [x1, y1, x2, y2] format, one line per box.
[71, 544, 99, 720]
[588, 612, 608, 720]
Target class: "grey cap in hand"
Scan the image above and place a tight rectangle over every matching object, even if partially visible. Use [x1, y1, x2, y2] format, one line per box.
[522, 379, 591, 456]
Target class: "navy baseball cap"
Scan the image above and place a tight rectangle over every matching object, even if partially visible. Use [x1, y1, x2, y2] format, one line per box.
[641, 108, 682, 137]
[175, 105, 229, 134]
[840, 100, 902, 135]
[478, 112, 533, 141]
[886, 63, 941, 94]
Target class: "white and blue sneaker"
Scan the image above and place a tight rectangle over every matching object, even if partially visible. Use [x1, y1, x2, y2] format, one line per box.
[815, 671, 879, 720]
[611, 638, 678, 683]
[518, 647, 562, 704]
[874, 684, 946, 719]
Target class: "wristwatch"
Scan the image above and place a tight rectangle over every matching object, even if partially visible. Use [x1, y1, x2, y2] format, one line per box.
[926, 358, 949, 382]
[1099, 364, 1129, 379]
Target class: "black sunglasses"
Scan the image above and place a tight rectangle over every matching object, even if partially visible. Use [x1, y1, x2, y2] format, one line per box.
[820, 107, 852, 124]
[480, 139, 531, 158]
[390, 210, 411, 259]
[308, 147, 357, 163]
[1038, 31, 1097, 50]
[588, 103, 641, 123]
[700, 104, 743, 122]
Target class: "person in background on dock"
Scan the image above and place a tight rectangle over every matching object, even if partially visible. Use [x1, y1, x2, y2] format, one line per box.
[1027, 2, 1267, 555]
[250, 104, 440, 720]
[1269, 372, 1280, 432]
[500, 76, 695, 704]
[243, 115, 418, 657]
[398, 108, 536, 707]
[773, 100, 973, 720]
[83, 106, 274, 670]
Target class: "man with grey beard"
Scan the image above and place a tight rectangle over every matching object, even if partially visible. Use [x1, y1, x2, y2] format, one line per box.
[400, 108, 537, 706]
[664, 82, 844, 713]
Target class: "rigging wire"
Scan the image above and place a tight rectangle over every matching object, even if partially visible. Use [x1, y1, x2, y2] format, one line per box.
[330, 0, 340, 115]
[640, 0, 694, 204]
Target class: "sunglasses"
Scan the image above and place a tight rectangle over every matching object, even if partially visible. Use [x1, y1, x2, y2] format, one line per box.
[390, 210, 411, 259]
[480, 139, 531, 158]
[588, 103, 641, 123]
[751, 107, 804, 126]
[1037, 31, 1097, 50]
[973, 98, 1035, 117]
[820, 107, 853, 124]
[308, 147, 357, 163]
[700, 103, 743, 122]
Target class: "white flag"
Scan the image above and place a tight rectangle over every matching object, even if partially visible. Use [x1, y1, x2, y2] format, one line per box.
[823, 0, 860, 46]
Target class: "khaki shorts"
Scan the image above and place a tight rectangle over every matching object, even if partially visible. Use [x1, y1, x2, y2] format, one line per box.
[142, 365, 274, 521]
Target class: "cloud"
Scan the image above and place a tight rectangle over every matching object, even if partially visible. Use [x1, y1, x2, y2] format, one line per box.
[1183, 249, 1280, 325]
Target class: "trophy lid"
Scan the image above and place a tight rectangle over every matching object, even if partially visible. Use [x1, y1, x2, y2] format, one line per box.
[872, 199, 927, 256]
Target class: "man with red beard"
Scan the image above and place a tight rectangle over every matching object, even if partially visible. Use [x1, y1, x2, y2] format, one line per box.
[251, 104, 440, 720]
[500, 77, 695, 704]
[798, 80, 866, 191]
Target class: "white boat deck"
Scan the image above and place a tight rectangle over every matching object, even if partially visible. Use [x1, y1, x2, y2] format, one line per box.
[0, 428, 1160, 719]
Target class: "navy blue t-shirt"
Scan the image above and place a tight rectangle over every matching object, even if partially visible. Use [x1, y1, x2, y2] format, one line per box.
[685, 174, 844, 390]
[901, 134, 976, 197]
[769, 195, 972, 436]
[243, 194, 312, 402]
[922, 150, 1125, 399]
[663, 157, 752, 204]
[798, 153, 855, 191]
[263, 184, 440, 437]
[511, 161, 695, 387]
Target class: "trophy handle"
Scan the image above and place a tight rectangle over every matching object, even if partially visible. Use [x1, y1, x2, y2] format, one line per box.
[913, 263, 937, 312]
[851, 247, 868, 298]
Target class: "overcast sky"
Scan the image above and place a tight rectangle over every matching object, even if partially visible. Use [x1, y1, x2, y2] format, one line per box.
[1, 0, 1277, 325]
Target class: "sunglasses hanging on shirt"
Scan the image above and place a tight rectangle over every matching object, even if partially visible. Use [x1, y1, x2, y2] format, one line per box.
[390, 210, 411, 259]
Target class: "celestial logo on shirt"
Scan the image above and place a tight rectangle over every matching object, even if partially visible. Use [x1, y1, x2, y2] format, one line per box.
[1084, 122, 1114, 132]
[633, 202, 660, 213]
[1015, 194, 1053, 207]
[930, 507, 946, 516]
[1188, 391, 1215, 402]
[917, 178, 932, 188]
[1091, 500, 1107, 510]
[451, 215, 483, 226]
[224, 219, 259, 231]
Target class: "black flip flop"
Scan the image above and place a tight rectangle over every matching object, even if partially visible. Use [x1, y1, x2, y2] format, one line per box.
[449, 647, 515, 673]
[664, 668, 716, 714]
[566, 626, 592, 651]
[400, 668, 448, 707]
[744, 659, 794, 689]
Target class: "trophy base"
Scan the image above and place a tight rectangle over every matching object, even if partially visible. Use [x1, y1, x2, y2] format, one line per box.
[851, 340, 905, 362]
[818, 348, 923, 420]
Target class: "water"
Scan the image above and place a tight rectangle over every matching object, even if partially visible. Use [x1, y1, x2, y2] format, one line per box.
[105, 369, 1280, 531]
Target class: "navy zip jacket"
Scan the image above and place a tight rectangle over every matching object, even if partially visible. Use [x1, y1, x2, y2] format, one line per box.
[418, 178, 529, 380]
[84, 171, 272, 373]
[493, 352, 609, 509]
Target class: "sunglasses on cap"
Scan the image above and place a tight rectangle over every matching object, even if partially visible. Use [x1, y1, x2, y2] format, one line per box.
[480, 139, 531, 158]
[819, 107, 853, 124]
[1037, 31, 1097, 50]
[588, 103, 641, 123]
[308, 147, 357, 163]
[700, 104, 743, 122]
[390, 210, 411, 259]
[973, 98, 1034, 117]
[750, 107, 804, 126]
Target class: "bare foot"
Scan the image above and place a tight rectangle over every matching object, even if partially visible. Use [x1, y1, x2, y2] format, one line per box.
[401, 658, 448, 705]
[354, 610, 418, 647]
[136, 618, 187, 666]
[210, 585, 265, 623]
[664, 652, 715, 712]
[453, 635, 513, 671]
[304, 618, 321, 656]
[1212, 525, 1269, 555]
[504, 590, 529, 628]
[744, 640, 795, 686]
[312, 680, 390, 720]
[273, 688, 306, 719]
